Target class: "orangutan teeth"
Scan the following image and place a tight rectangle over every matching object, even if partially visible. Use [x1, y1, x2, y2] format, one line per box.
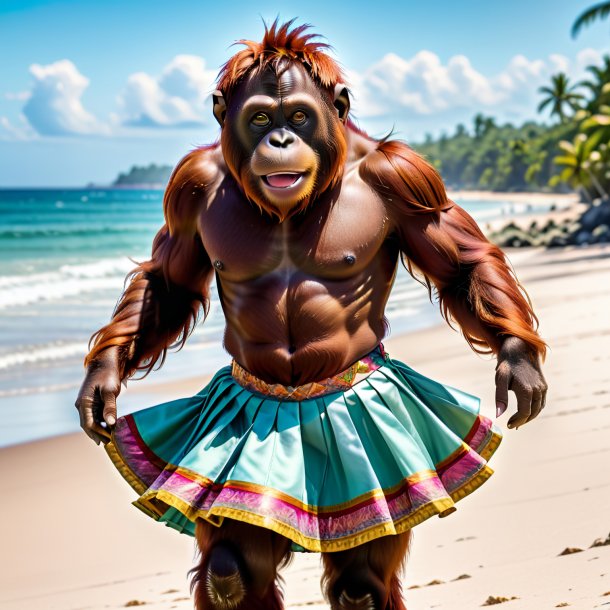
[264, 173, 302, 188]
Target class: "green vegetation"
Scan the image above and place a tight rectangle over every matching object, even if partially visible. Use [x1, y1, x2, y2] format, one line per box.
[413, 115, 577, 192]
[537, 73, 584, 122]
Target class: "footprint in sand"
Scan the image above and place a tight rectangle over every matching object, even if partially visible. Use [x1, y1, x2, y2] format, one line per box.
[124, 602, 147, 608]
[558, 547, 583, 556]
[407, 579, 446, 589]
[481, 595, 519, 606]
[590, 533, 610, 548]
[452, 574, 472, 581]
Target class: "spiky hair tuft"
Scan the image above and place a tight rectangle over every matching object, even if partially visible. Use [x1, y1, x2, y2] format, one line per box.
[216, 19, 345, 97]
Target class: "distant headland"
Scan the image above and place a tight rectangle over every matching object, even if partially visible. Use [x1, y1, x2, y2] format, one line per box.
[111, 163, 173, 189]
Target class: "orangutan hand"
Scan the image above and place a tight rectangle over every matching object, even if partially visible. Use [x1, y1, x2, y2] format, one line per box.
[74, 346, 122, 445]
[495, 336, 548, 429]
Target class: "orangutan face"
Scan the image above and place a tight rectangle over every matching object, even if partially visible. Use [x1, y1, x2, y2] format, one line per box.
[215, 62, 349, 221]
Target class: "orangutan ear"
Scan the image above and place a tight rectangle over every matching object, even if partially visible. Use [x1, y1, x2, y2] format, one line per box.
[333, 84, 350, 122]
[212, 90, 227, 126]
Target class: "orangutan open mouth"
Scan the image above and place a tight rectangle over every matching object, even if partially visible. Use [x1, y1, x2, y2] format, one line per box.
[262, 172, 304, 188]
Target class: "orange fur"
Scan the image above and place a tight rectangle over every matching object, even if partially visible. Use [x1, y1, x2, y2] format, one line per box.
[360, 139, 547, 360]
[84, 148, 216, 378]
[217, 18, 345, 99]
[321, 531, 412, 609]
[191, 519, 292, 610]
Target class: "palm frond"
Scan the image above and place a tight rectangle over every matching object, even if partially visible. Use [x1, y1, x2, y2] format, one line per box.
[537, 86, 554, 95]
[558, 140, 576, 154]
[554, 155, 578, 167]
[572, 1, 610, 38]
[537, 98, 553, 112]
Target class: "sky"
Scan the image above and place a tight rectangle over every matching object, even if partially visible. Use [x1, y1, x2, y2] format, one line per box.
[0, 0, 609, 186]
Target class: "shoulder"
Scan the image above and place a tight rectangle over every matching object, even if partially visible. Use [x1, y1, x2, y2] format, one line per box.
[168, 144, 226, 193]
[164, 144, 228, 232]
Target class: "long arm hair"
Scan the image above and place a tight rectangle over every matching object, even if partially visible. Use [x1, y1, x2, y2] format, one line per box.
[360, 138, 546, 360]
[84, 148, 215, 379]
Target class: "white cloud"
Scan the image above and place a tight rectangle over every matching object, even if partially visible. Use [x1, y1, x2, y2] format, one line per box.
[548, 54, 570, 75]
[23, 60, 108, 136]
[576, 48, 603, 73]
[349, 47, 605, 125]
[118, 55, 216, 128]
[0, 115, 37, 141]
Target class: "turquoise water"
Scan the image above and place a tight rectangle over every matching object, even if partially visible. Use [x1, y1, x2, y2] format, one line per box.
[0, 188, 522, 447]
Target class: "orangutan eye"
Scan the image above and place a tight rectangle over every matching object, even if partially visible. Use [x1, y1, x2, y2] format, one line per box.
[251, 112, 271, 127]
[291, 111, 307, 124]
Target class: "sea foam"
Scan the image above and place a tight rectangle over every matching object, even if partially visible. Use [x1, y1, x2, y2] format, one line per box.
[0, 257, 137, 308]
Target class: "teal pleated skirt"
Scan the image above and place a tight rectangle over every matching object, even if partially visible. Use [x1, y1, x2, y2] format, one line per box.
[105, 351, 501, 552]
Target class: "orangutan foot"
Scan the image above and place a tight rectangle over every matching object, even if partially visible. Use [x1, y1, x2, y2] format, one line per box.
[205, 543, 247, 609]
[337, 590, 378, 609]
[331, 569, 384, 610]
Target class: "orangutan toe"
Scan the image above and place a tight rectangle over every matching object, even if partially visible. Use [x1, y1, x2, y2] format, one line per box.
[205, 544, 247, 609]
[337, 590, 377, 609]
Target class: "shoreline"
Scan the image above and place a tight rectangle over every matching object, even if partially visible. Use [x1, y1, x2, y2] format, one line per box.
[447, 190, 579, 205]
[2, 244, 608, 609]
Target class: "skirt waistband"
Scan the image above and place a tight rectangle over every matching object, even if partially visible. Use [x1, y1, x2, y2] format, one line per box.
[231, 344, 388, 400]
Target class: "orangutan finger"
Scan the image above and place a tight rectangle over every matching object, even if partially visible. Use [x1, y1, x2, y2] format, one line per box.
[527, 390, 543, 422]
[77, 397, 95, 441]
[494, 367, 510, 418]
[77, 395, 107, 441]
[540, 386, 547, 412]
[101, 389, 118, 427]
[507, 383, 532, 429]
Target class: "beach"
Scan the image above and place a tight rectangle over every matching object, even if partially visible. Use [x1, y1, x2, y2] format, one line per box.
[1, 242, 608, 609]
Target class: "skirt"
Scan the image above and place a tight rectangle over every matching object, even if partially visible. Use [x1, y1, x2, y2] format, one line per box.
[105, 346, 502, 553]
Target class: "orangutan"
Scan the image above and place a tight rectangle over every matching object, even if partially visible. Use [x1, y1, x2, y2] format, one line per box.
[75, 20, 547, 610]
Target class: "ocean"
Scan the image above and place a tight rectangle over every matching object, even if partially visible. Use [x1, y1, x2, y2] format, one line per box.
[0, 188, 540, 447]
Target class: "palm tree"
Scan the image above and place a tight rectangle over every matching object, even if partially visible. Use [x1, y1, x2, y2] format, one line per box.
[472, 113, 496, 138]
[578, 55, 610, 111]
[572, 1, 610, 38]
[538, 73, 584, 123]
[581, 103, 610, 195]
[552, 134, 608, 200]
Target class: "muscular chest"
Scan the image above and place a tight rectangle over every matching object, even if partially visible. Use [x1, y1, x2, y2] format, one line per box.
[198, 178, 389, 282]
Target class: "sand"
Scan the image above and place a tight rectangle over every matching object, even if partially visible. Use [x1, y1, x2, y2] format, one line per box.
[1, 243, 609, 610]
[448, 190, 586, 235]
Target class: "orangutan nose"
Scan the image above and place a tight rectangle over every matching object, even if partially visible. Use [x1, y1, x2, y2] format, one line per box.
[267, 129, 295, 148]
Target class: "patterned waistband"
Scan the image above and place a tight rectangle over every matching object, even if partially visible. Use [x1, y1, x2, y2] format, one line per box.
[231, 344, 388, 401]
